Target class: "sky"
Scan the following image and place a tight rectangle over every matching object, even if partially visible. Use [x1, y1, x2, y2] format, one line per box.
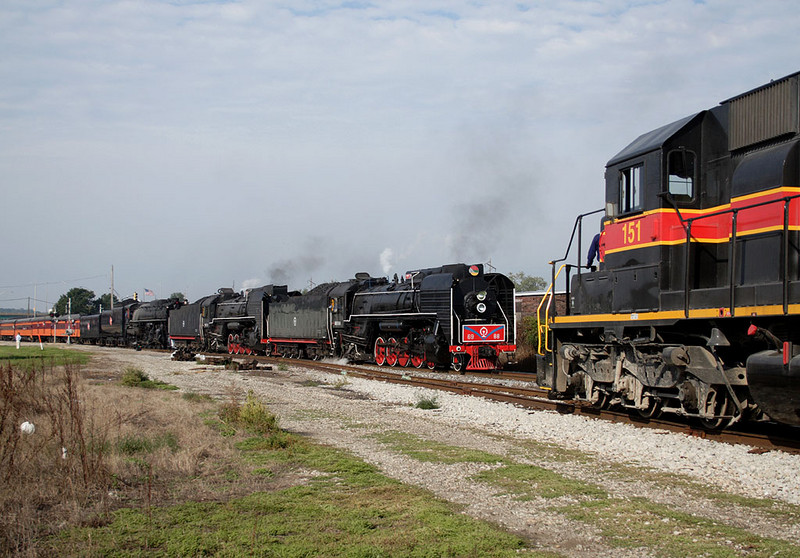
[1, 0, 799, 308]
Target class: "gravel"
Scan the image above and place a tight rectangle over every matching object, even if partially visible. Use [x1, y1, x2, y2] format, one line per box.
[73, 346, 800, 555]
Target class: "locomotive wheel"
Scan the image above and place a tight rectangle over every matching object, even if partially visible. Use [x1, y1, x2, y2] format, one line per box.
[397, 337, 410, 367]
[451, 353, 466, 373]
[234, 335, 242, 354]
[374, 337, 386, 366]
[636, 396, 661, 419]
[591, 390, 609, 409]
[411, 354, 425, 368]
[427, 360, 436, 370]
[699, 388, 731, 430]
[227, 334, 234, 354]
[386, 337, 399, 366]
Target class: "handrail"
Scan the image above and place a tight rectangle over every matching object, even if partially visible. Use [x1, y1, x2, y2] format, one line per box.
[550, 208, 606, 270]
[669, 191, 800, 317]
[536, 263, 567, 356]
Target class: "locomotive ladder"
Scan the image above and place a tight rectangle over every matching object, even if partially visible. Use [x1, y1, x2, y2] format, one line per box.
[537, 208, 605, 357]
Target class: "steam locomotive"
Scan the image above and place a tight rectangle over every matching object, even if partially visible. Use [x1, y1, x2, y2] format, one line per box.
[0, 297, 182, 349]
[169, 263, 516, 372]
[538, 71, 800, 428]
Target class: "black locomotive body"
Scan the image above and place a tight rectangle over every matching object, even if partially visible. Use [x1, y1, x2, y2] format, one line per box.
[341, 264, 516, 371]
[169, 286, 292, 354]
[539, 71, 800, 427]
[79, 300, 139, 346]
[266, 280, 365, 359]
[255, 263, 516, 371]
[127, 298, 182, 349]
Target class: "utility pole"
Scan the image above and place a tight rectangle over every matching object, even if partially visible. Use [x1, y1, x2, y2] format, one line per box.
[110, 265, 114, 313]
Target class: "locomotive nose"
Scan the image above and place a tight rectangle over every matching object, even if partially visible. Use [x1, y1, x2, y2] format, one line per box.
[465, 290, 495, 315]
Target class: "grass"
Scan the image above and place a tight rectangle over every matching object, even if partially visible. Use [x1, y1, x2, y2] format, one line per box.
[4, 346, 799, 557]
[0, 344, 89, 370]
[474, 463, 606, 500]
[18, 374, 545, 557]
[369, 429, 800, 557]
[374, 431, 503, 464]
[120, 366, 179, 390]
[560, 498, 799, 557]
[414, 395, 440, 409]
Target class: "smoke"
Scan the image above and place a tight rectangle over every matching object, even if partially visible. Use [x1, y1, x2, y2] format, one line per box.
[379, 248, 394, 275]
[266, 238, 326, 286]
[267, 254, 324, 285]
[446, 126, 542, 264]
[240, 278, 262, 290]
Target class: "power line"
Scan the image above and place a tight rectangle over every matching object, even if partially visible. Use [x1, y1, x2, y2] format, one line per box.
[0, 274, 107, 289]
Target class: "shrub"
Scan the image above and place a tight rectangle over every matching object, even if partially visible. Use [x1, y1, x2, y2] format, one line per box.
[415, 396, 440, 410]
[120, 368, 178, 390]
[217, 391, 280, 436]
[238, 391, 279, 435]
[120, 367, 148, 387]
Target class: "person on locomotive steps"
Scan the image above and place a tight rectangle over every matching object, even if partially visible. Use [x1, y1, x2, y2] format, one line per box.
[586, 220, 605, 271]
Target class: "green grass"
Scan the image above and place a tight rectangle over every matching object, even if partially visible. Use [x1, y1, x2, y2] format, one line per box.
[374, 431, 504, 464]
[0, 345, 89, 369]
[120, 367, 178, 390]
[182, 391, 213, 403]
[46, 417, 550, 557]
[473, 463, 606, 500]
[560, 498, 799, 557]
[117, 432, 180, 455]
[414, 395, 440, 409]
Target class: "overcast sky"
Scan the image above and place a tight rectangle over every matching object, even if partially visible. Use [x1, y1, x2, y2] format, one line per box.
[1, 0, 799, 307]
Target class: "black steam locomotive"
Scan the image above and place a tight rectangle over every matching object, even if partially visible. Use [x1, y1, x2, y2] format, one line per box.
[538, 71, 800, 428]
[79, 297, 182, 348]
[170, 263, 516, 372]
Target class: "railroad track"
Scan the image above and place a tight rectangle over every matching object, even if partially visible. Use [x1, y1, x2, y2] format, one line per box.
[239, 355, 800, 455]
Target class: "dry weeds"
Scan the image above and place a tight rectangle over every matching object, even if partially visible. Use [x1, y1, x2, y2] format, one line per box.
[0, 359, 264, 556]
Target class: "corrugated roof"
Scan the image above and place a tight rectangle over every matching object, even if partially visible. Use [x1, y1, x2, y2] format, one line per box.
[607, 112, 702, 167]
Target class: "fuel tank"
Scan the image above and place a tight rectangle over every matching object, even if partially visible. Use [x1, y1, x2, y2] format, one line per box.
[746, 350, 800, 426]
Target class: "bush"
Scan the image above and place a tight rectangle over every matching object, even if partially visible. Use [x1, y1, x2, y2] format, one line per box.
[120, 368, 178, 390]
[519, 315, 540, 349]
[239, 391, 279, 435]
[120, 367, 148, 387]
[415, 396, 440, 410]
[218, 390, 280, 436]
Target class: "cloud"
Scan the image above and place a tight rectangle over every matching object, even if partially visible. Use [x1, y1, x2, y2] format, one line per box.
[1, 1, 799, 302]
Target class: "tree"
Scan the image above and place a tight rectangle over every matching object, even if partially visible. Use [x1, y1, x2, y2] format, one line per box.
[94, 293, 120, 313]
[507, 272, 547, 292]
[54, 288, 96, 315]
[169, 292, 186, 301]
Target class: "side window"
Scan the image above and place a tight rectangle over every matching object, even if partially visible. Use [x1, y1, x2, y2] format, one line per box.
[667, 149, 695, 200]
[619, 164, 643, 214]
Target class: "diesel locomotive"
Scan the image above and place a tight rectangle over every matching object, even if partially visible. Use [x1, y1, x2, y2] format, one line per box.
[538, 71, 800, 428]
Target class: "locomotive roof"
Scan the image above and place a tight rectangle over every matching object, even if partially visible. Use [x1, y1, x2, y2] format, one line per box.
[607, 112, 702, 167]
[721, 70, 800, 104]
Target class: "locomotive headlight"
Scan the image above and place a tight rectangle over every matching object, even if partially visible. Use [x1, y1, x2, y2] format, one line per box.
[476, 302, 487, 314]
[476, 291, 487, 302]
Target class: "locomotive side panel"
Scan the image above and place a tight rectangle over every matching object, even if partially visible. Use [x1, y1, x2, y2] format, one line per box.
[268, 296, 330, 341]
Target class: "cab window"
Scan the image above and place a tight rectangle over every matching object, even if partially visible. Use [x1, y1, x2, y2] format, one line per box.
[667, 149, 695, 200]
[619, 164, 643, 214]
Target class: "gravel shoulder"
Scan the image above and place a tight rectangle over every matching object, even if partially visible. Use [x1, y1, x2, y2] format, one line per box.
[76, 345, 800, 557]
